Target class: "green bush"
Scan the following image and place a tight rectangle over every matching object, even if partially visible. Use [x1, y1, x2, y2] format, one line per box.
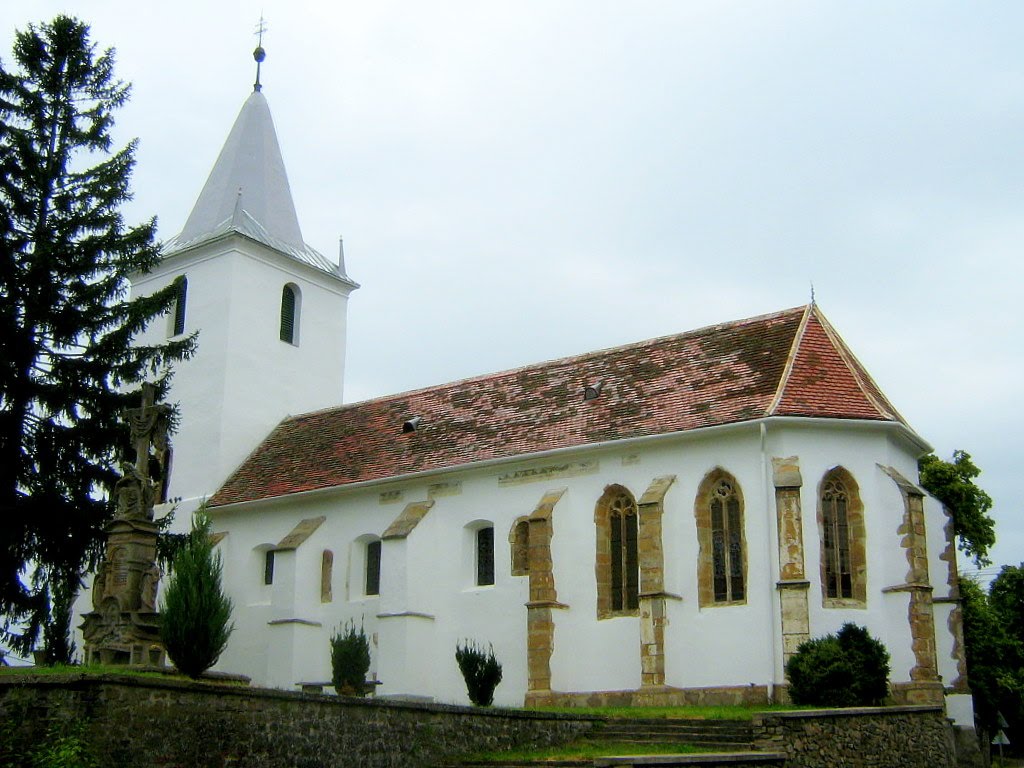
[159, 509, 234, 678]
[786, 623, 890, 707]
[331, 620, 371, 695]
[456, 640, 502, 706]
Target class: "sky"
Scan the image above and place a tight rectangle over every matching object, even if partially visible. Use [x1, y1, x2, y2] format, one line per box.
[5, 2, 1023, 576]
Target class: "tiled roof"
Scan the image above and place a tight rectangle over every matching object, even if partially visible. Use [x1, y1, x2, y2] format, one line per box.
[209, 305, 907, 507]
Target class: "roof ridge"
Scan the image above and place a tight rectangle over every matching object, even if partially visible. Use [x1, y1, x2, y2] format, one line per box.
[767, 303, 813, 416]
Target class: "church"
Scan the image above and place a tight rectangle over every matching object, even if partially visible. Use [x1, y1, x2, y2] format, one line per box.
[119, 52, 974, 732]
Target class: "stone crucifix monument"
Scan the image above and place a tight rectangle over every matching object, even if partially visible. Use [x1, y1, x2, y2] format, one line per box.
[81, 383, 171, 666]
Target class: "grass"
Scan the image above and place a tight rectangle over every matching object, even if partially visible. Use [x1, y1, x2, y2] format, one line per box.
[463, 740, 712, 762]
[532, 704, 810, 721]
[0, 663, 164, 679]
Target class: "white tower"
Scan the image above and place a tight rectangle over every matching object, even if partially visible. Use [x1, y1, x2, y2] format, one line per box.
[130, 50, 358, 518]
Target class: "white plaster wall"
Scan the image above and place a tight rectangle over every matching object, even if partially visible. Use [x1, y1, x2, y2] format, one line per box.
[129, 236, 352, 528]
[206, 418, 946, 707]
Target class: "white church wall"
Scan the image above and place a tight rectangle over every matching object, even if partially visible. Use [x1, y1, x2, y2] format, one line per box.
[205, 418, 957, 707]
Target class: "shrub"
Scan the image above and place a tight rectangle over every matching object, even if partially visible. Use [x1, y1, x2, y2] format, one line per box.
[159, 509, 234, 678]
[331, 620, 371, 695]
[456, 640, 502, 706]
[786, 622, 890, 707]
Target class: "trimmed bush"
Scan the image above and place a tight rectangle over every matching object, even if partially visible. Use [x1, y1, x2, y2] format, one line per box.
[159, 509, 234, 678]
[456, 640, 502, 706]
[786, 622, 890, 707]
[331, 620, 371, 695]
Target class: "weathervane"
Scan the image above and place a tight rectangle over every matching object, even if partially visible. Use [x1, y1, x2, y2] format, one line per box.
[253, 16, 268, 92]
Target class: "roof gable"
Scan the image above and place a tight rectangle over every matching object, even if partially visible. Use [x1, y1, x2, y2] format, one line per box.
[209, 305, 908, 507]
[771, 306, 903, 422]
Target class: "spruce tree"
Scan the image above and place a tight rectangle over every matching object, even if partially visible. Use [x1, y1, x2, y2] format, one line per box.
[159, 509, 233, 678]
[0, 16, 194, 654]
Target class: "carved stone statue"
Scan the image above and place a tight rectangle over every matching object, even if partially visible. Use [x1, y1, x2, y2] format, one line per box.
[81, 384, 169, 667]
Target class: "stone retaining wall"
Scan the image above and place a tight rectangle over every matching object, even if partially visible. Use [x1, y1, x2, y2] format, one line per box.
[0, 673, 599, 768]
[753, 705, 957, 768]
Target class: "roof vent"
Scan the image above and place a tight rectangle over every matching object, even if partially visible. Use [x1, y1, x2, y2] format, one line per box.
[582, 382, 603, 402]
[403, 416, 422, 433]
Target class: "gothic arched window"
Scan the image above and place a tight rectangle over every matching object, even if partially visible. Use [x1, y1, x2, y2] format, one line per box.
[595, 485, 639, 617]
[819, 467, 866, 605]
[695, 469, 747, 607]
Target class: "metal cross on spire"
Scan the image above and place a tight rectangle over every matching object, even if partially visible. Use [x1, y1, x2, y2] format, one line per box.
[253, 16, 268, 92]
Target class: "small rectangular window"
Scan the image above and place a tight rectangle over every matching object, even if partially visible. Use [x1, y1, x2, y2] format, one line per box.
[264, 550, 275, 585]
[476, 527, 494, 586]
[365, 540, 381, 596]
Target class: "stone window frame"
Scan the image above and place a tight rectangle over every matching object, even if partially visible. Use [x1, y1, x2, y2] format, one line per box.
[817, 466, 867, 608]
[279, 283, 301, 345]
[320, 550, 334, 603]
[509, 517, 530, 576]
[595, 484, 640, 619]
[695, 468, 748, 608]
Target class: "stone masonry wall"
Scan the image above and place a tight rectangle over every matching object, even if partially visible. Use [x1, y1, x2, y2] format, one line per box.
[753, 705, 957, 768]
[0, 674, 599, 768]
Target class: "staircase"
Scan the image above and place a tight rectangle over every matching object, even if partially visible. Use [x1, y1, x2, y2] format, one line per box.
[447, 716, 787, 767]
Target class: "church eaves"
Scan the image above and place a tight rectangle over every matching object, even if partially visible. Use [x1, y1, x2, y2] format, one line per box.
[209, 305, 918, 508]
[164, 89, 353, 284]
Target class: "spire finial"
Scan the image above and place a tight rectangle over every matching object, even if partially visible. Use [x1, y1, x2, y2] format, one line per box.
[253, 16, 268, 92]
[810, 281, 816, 306]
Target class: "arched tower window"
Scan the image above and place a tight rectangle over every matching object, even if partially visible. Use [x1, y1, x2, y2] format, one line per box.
[279, 283, 301, 344]
[595, 485, 639, 617]
[818, 467, 867, 606]
[170, 276, 187, 337]
[695, 468, 747, 607]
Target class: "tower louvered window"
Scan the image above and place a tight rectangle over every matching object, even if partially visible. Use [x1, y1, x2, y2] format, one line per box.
[280, 284, 297, 344]
[172, 277, 188, 336]
[609, 493, 639, 612]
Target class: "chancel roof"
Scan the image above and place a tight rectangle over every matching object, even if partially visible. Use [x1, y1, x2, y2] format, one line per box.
[163, 90, 352, 284]
[209, 304, 912, 508]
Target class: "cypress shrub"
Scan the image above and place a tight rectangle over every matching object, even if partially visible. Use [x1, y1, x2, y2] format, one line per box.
[159, 509, 233, 678]
[330, 620, 371, 695]
[786, 622, 890, 707]
[455, 640, 502, 706]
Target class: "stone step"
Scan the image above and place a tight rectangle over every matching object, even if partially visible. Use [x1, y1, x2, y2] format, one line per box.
[593, 753, 787, 767]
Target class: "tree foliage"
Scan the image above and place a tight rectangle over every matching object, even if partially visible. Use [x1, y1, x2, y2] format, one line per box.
[785, 623, 890, 707]
[455, 640, 503, 707]
[159, 509, 233, 678]
[0, 16, 194, 653]
[918, 450, 995, 567]
[961, 567, 1024, 744]
[330, 620, 371, 695]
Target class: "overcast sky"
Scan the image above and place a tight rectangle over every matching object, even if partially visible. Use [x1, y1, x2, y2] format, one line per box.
[6, 2, 1023, 575]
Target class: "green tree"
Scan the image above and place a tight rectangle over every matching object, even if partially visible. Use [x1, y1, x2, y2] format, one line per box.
[785, 623, 890, 707]
[918, 451, 995, 567]
[0, 16, 194, 654]
[455, 640, 503, 707]
[960, 570, 1024, 750]
[330, 620, 371, 695]
[159, 509, 233, 678]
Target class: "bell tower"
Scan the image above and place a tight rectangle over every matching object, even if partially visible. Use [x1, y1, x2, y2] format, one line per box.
[129, 42, 358, 517]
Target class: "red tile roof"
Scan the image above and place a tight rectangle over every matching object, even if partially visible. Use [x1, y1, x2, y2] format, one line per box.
[209, 305, 907, 507]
